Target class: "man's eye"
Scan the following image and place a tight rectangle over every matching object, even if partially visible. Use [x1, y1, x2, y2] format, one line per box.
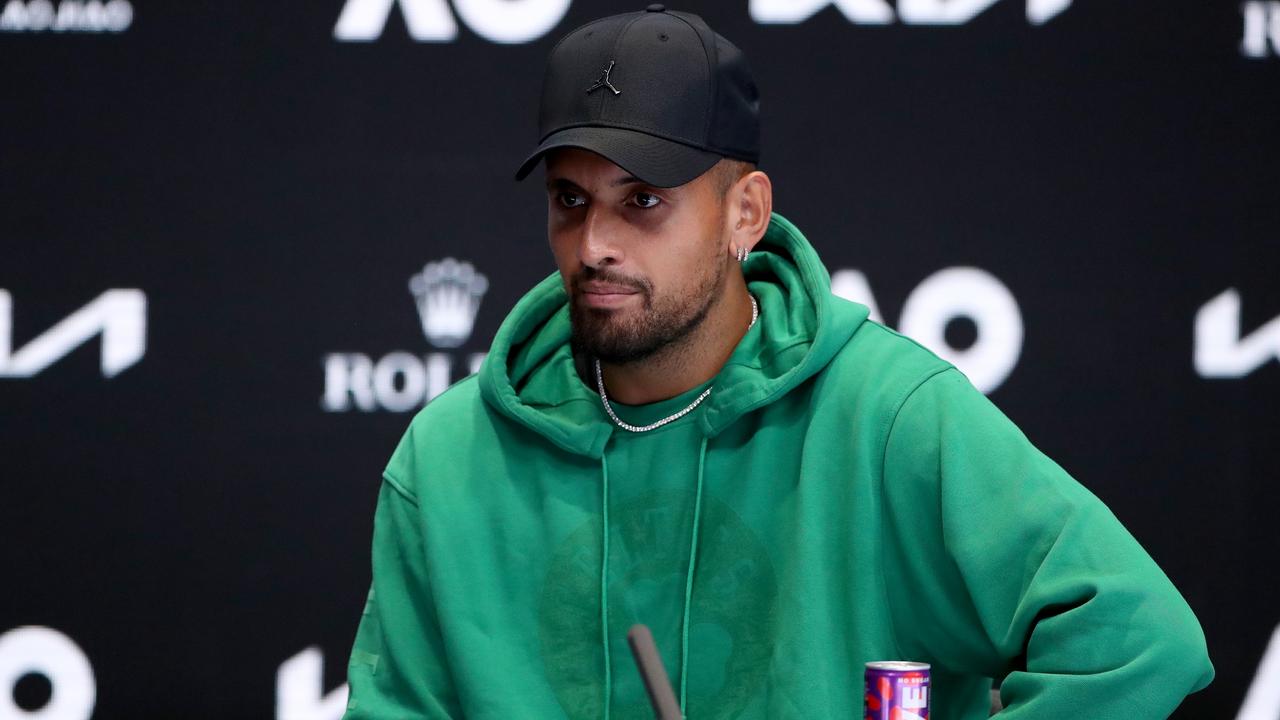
[558, 192, 585, 208]
[631, 192, 661, 209]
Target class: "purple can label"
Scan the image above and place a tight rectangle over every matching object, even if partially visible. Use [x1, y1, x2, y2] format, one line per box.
[864, 661, 930, 720]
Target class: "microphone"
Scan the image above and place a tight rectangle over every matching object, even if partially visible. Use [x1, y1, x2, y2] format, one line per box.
[626, 624, 683, 720]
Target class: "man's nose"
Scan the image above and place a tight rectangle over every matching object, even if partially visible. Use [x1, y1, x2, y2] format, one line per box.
[578, 207, 623, 269]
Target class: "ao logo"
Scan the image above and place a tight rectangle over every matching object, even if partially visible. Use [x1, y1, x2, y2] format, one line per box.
[332, 0, 1072, 42]
[276, 648, 347, 720]
[0, 627, 95, 720]
[750, 0, 1072, 25]
[334, 0, 570, 43]
[1241, 1, 1280, 58]
[832, 267, 1023, 394]
[0, 290, 147, 379]
[323, 259, 489, 413]
[1239, 624, 1280, 720]
[1194, 289, 1280, 378]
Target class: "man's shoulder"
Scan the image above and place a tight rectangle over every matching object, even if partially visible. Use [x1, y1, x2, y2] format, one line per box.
[397, 374, 492, 442]
[825, 312, 956, 394]
[383, 374, 489, 493]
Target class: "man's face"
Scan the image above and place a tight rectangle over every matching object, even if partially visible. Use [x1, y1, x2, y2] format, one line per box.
[545, 148, 730, 365]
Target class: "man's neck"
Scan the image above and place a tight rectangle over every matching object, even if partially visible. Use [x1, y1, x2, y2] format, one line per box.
[598, 281, 754, 406]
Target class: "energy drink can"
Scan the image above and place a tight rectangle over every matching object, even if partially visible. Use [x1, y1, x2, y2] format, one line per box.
[864, 661, 930, 720]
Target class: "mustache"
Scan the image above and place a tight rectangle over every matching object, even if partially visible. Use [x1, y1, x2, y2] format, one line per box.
[570, 267, 651, 295]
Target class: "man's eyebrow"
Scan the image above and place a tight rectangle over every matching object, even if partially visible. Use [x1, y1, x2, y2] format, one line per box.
[545, 177, 581, 193]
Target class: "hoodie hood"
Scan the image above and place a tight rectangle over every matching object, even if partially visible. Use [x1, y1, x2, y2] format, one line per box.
[478, 212, 869, 457]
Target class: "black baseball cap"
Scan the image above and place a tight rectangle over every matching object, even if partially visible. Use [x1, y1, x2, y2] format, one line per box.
[515, 4, 760, 188]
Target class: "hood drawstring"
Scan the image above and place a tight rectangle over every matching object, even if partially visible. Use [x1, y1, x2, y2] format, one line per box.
[600, 454, 613, 720]
[679, 437, 710, 716]
[600, 437, 709, 719]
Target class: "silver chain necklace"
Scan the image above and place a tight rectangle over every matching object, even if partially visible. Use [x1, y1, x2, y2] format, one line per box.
[595, 294, 758, 433]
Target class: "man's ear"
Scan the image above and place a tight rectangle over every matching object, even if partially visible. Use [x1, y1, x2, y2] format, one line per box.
[727, 170, 773, 254]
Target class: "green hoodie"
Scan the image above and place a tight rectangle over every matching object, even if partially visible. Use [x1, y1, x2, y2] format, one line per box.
[343, 213, 1213, 719]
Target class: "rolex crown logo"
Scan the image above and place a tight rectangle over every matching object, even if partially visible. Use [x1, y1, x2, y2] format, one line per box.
[408, 259, 489, 349]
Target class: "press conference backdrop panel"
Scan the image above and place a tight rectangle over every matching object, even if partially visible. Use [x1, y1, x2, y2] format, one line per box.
[2, 1, 1278, 718]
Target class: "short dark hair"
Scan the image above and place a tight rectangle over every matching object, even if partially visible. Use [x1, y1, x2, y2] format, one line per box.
[711, 158, 757, 198]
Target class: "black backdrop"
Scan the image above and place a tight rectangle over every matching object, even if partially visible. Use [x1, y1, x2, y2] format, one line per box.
[2, 1, 1278, 718]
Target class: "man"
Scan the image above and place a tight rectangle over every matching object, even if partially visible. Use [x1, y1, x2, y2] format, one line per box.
[342, 6, 1212, 719]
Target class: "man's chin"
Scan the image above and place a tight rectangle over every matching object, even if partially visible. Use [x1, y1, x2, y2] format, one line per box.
[571, 302, 638, 332]
[571, 324, 659, 365]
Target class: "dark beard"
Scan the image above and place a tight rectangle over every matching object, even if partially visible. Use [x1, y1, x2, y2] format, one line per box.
[568, 262, 724, 365]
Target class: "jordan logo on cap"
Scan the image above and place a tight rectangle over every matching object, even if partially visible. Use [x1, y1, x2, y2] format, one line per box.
[586, 60, 621, 95]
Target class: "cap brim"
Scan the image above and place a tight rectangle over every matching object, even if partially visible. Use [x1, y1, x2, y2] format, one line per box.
[514, 126, 723, 188]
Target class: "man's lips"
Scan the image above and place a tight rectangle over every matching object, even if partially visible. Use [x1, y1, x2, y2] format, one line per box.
[578, 282, 642, 308]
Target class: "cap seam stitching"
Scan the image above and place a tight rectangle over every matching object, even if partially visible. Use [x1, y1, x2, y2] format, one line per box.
[599, 13, 649, 122]
[668, 12, 716, 147]
[545, 16, 616, 57]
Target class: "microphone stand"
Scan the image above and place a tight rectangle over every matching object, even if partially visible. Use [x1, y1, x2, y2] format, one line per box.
[627, 624, 684, 720]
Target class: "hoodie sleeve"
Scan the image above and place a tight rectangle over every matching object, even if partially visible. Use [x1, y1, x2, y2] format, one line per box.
[342, 474, 464, 720]
[881, 368, 1213, 718]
